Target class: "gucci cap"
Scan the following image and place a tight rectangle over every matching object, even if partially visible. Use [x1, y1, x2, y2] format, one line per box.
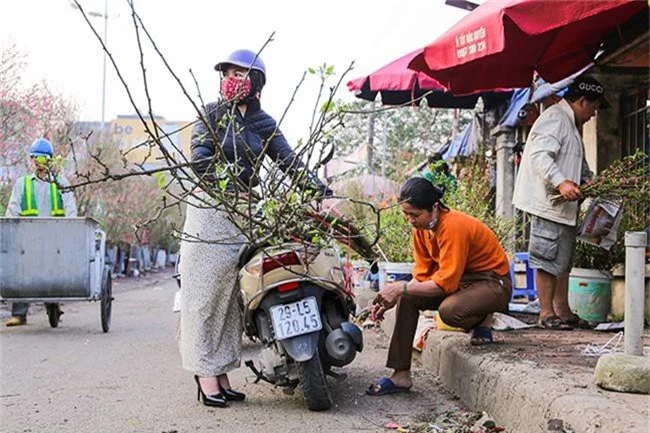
[566, 76, 610, 109]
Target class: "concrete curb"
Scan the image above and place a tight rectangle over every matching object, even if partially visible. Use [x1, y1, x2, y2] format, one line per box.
[377, 309, 647, 433]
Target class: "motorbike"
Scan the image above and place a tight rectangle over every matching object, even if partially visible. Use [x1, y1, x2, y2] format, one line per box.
[172, 203, 379, 411]
[238, 240, 363, 411]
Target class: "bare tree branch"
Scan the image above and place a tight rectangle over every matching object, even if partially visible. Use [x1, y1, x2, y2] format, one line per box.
[66, 1, 382, 262]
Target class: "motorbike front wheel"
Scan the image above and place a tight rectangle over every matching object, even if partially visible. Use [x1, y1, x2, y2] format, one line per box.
[297, 348, 332, 411]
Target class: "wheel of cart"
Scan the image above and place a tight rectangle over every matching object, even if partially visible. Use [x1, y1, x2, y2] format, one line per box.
[45, 303, 63, 328]
[100, 264, 113, 332]
[0, 217, 113, 332]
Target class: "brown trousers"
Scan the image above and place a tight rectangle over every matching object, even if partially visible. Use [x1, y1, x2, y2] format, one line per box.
[387, 271, 512, 370]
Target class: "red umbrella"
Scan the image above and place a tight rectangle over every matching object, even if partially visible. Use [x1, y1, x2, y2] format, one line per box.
[347, 48, 482, 109]
[409, 0, 647, 95]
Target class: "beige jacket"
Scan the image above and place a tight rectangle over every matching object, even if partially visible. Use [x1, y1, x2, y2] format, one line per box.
[512, 99, 592, 226]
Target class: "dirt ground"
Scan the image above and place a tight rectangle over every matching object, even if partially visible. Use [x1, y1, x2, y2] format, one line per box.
[353, 280, 649, 377]
[481, 312, 650, 375]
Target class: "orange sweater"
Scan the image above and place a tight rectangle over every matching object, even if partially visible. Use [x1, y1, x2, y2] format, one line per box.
[412, 209, 510, 294]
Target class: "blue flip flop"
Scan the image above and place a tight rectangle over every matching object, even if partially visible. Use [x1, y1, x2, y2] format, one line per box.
[366, 377, 411, 396]
[470, 326, 493, 346]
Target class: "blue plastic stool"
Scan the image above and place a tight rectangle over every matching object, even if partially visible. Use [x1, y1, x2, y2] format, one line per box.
[509, 252, 537, 301]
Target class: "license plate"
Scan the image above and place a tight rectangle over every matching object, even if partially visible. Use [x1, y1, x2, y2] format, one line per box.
[270, 297, 322, 340]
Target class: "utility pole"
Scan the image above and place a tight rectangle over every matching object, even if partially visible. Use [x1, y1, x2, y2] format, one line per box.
[70, 0, 113, 137]
[381, 113, 388, 178]
[367, 101, 375, 174]
[451, 108, 459, 141]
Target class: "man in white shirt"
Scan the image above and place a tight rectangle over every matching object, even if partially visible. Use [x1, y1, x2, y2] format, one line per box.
[4, 138, 77, 326]
[512, 76, 608, 330]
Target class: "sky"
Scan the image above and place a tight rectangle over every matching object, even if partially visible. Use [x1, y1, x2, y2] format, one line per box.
[1, 0, 472, 143]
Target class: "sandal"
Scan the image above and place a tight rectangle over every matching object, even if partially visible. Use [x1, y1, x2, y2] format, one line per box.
[470, 326, 493, 346]
[561, 313, 591, 329]
[539, 315, 573, 330]
[366, 377, 411, 396]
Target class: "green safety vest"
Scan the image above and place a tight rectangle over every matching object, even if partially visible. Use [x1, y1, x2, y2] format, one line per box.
[20, 175, 65, 217]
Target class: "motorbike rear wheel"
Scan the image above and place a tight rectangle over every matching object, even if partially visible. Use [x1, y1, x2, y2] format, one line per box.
[297, 348, 332, 411]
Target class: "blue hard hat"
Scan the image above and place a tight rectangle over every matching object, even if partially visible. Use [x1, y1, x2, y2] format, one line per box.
[214, 49, 266, 80]
[29, 138, 54, 157]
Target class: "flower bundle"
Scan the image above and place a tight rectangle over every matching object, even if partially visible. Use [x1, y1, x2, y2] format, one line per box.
[549, 151, 649, 205]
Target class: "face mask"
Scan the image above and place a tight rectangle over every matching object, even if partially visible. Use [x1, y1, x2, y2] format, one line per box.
[32, 155, 51, 168]
[220, 76, 252, 103]
[428, 205, 439, 230]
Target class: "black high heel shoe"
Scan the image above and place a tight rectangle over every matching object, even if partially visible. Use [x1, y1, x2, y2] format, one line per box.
[194, 375, 227, 407]
[220, 387, 246, 402]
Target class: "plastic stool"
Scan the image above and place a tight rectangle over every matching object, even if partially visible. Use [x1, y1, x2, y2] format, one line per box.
[509, 252, 537, 301]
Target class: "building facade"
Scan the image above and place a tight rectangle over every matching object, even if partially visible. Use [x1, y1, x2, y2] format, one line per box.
[75, 115, 194, 168]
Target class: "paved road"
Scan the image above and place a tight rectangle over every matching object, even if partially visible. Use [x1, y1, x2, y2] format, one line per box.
[0, 272, 462, 433]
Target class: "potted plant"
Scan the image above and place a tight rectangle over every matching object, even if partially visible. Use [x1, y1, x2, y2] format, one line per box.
[569, 238, 616, 324]
[566, 151, 649, 323]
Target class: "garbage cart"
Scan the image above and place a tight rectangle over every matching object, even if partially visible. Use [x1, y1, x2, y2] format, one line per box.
[0, 217, 113, 332]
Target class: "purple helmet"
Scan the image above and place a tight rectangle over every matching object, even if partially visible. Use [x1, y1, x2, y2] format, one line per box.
[214, 49, 266, 81]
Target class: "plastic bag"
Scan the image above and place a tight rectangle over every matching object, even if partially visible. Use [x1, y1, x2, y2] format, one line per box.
[578, 199, 623, 250]
[413, 316, 436, 351]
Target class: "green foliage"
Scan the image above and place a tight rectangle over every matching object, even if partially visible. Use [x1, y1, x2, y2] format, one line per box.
[154, 172, 166, 190]
[573, 200, 649, 270]
[320, 100, 335, 113]
[308, 63, 336, 79]
[371, 156, 518, 263]
[44, 155, 66, 174]
[423, 160, 458, 198]
[377, 204, 413, 262]
[329, 153, 517, 263]
[571, 152, 649, 270]
[445, 155, 519, 256]
[550, 150, 650, 205]
[573, 241, 610, 271]
[334, 183, 381, 246]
